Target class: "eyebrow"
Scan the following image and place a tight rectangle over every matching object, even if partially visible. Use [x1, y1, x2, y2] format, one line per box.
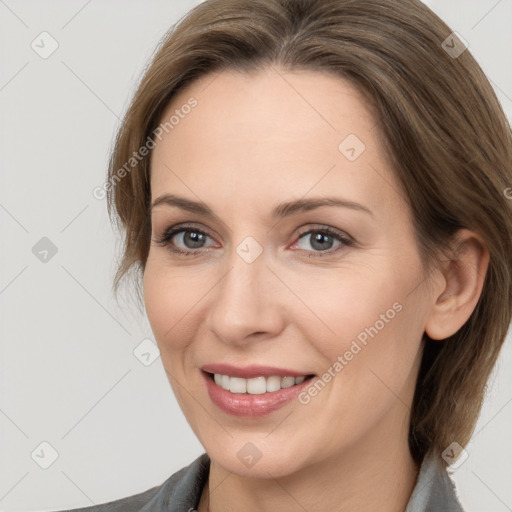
[150, 193, 373, 219]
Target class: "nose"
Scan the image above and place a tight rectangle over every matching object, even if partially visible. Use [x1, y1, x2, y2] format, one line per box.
[205, 247, 285, 346]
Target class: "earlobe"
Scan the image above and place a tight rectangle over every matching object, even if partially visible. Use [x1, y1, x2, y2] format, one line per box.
[424, 229, 490, 341]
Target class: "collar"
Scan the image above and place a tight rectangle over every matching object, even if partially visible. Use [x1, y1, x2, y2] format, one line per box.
[405, 452, 465, 511]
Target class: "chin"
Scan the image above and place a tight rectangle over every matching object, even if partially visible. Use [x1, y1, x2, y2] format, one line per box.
[207, 440, 309, 479]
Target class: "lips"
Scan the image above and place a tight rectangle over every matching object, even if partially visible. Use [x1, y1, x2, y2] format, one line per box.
[199, 363, 317, 416]
[201, 369, 316, 417]
[200, 363, 314, 379]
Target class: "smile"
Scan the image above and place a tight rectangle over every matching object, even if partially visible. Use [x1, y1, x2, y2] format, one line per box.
[211, 373, 314, 394]
[201, 370, 317, 417]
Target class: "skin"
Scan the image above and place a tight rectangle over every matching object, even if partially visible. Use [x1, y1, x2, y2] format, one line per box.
[143, 66, 489, 512]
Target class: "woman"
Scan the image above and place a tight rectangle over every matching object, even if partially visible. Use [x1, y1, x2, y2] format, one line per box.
[59, 0, 512, 510]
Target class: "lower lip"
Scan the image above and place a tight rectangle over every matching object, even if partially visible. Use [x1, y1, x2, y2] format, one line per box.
[201, 370, 315, 417]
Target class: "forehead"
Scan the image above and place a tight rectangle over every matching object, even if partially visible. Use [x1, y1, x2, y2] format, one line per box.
[149, 66, 399, 218]
[155, 66, 376, 148]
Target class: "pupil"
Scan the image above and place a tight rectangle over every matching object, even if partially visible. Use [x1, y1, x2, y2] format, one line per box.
[311, 233, 332, 251]
[185, 231, 205, 248]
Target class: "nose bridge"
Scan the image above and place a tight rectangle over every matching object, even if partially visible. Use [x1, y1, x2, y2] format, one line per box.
[206, 242, 283, 344]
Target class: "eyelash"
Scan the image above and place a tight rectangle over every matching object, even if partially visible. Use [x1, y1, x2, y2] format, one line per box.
[152, 223, 354, 258]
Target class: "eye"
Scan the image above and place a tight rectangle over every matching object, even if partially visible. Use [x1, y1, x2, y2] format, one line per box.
[291, 226, 354, 257]
[153, 223, 354, 258]
[153, 224, 217, 255]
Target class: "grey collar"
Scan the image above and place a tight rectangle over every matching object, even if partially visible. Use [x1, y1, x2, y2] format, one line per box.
[405, 452, 465, 511]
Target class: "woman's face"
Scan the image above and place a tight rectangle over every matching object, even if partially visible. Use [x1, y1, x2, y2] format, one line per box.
[144, 67, 439, 477]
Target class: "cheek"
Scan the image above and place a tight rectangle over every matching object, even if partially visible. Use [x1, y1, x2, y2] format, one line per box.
[292, 265, 425, 394]
[142, 260, 205, 411]
[287, 265, 404, 353]
[142, 259, 200, 352]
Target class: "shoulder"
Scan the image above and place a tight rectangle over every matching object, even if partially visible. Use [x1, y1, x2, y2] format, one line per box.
[48, 452, 210, 512]
[406, 453, 466, 512]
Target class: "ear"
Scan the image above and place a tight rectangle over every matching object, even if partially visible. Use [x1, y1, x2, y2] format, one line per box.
[424, 229, 490, 340]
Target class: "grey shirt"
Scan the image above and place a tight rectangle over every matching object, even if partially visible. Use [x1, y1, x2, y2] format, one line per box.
[53, 452, 465, 511]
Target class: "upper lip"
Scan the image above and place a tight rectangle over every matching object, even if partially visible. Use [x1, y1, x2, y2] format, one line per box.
[201, 363, 314, 379]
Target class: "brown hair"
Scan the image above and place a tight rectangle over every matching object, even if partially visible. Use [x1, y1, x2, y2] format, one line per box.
[105, 0, 512, 465]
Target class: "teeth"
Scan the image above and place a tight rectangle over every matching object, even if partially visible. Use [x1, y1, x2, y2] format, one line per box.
[266, 376, 281, 392]
[220, 374, 230, 389]
[281, 376, 295, 388]
[212, 373, 309, 394]
[230, 377, 247, 393]
[247, 376, 266, 394]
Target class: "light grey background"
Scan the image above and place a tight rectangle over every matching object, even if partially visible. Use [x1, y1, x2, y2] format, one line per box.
[0, 1, 511, 511]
